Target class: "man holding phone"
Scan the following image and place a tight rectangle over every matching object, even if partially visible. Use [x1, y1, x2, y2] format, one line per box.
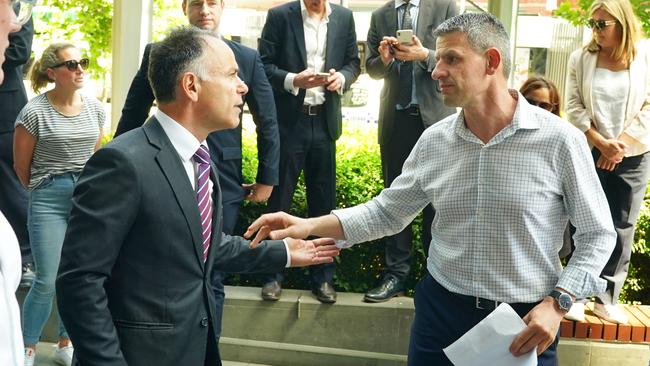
[364, 0, 458, 303]
[258, 0, 360, 303]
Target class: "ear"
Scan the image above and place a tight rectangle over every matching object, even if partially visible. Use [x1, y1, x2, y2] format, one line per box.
[45, 67, 56, 82]
[181, 0, 188, 15]
[485, 48, 501, 76]
[179, 72, 200, 102]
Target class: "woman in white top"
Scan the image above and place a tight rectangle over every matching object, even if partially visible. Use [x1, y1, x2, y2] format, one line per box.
[566, 0, 650, 324]
[13, 42, 104, 366]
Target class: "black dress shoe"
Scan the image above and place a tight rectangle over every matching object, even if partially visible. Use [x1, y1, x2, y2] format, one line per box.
[312, 282, 337, 304]
[364, 275, 404, 303]
[261, 280, 282, 301]
[20, 262, 35, 288]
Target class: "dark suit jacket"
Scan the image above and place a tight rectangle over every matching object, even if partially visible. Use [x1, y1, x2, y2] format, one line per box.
[115, 40, 279, 209]
[258, 1, 360, 141]
[56, 118, 288, 366]
[0, 17, 33, 132]
[366, 0, 457, 145]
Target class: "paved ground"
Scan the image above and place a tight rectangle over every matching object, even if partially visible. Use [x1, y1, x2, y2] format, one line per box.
[35, 342, 270, 366]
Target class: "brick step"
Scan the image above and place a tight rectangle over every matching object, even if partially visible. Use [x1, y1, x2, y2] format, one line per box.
[560, 302, 650, 342]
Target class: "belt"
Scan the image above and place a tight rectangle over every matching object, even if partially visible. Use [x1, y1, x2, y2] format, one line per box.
[302, 104, 323, 116]
[452, 292, 502, 310]
[397, 105, 420, 116]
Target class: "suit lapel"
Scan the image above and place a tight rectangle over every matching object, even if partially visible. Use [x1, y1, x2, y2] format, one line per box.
[144, 118, 206, 271]
[324, 6, 339, 70]
[383, 3, 397, 39]
[205, 162, 222, 274]
[290, 2, 307, 68]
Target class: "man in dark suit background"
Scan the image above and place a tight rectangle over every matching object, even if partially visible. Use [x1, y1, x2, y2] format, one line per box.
[258, 0, 360, 304]
[0, 13, 32, 287]
[114, 0, 279, 340]
[363, 0, 457, 302]
[56, 27, 339, 366]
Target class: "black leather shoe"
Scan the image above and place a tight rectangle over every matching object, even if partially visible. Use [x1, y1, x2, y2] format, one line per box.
[364, 275, 404, 303]
[312, 282, 337, 304]
[20, 262, 35, 288]
[261, 280, 282, 301]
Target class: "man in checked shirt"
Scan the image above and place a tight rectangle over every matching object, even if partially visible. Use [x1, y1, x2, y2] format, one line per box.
[244, 13, 616, 366]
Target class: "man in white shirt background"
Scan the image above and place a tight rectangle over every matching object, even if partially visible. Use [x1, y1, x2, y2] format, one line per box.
[257, 0, 360, 303]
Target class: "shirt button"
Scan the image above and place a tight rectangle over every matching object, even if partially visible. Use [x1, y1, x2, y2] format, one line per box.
[200, 318, 209, 327]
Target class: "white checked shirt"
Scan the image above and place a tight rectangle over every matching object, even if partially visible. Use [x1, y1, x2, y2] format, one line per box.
[334, 92, 616, 303]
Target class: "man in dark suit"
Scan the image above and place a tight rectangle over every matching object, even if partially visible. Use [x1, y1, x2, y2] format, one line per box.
[258, 0, 360, 304]
[0, 13, 32, 287]
[363, 0, 457, 302]
[56, 27, 339, 366]
[114, 0, 279, 339]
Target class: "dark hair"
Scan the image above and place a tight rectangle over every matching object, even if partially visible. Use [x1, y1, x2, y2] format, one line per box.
[433, 13, 511, 77]
[148, 26, 218, 103]
[519, 76, 561, 116]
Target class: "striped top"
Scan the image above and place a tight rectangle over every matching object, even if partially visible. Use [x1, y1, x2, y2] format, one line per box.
[15, 93, 105, 190]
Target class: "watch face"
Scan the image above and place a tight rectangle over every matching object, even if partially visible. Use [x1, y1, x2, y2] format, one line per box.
[558, 293, 572, 310]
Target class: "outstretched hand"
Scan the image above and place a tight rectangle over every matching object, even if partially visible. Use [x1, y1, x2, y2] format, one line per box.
[286, 237, 340, 267]
[244, 212, 312, 248]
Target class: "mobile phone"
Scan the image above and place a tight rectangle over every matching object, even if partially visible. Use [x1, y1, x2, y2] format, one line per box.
[396, 29, 413, 45]
[315, 72, 330, 78]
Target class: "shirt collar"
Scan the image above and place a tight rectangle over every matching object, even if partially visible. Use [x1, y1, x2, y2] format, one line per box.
[453, 89, 540, 144]
[300, 0, 332, 20]
[155, 110, 207, 162]
[395, 0, 420, 9]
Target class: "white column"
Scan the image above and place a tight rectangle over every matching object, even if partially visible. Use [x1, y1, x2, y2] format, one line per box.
[488, 0, 519, 87]
[110, 0, 153, 133]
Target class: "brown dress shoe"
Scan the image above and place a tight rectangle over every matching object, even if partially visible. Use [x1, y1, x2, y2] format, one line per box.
[261, 280, 282, 301]
[312, 282, 337, 304]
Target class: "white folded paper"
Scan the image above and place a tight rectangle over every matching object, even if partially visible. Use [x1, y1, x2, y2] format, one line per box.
[443, 303, 537, 366]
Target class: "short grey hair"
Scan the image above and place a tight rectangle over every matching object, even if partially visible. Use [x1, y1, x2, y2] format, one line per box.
[148, 26, 218, 103]
[433, 13, 511, 77]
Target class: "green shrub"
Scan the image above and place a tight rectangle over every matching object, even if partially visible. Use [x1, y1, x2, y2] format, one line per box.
[228, 120, 427, 294]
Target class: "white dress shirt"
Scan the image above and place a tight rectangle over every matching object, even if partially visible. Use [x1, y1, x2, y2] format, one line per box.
[155, 110, 291, 266]
[283, 1, 345, 103]
[0, 212, 23, 366]
[333, 92, 616, 303]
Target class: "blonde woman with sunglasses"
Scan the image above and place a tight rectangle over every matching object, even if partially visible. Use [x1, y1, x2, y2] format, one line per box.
[12, 42, 104, 366]
[566, 0, 650, 324]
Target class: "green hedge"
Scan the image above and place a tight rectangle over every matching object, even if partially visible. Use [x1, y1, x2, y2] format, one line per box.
[227, 119, 427, 294]
[228, 119, 650, 303]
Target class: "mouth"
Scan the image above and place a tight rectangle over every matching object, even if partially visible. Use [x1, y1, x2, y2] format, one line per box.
[439, 84, 454, 93]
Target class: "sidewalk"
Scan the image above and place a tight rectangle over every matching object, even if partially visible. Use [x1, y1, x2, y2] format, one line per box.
[34, 342, 270, 366]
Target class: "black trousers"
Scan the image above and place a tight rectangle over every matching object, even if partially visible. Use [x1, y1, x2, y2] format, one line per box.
[380, 108, 434, 281]
[264, 112, 336, 285]
[0, 131, 31, 264]
[408, 273, 559, 366]
[592, 149, 650, 304]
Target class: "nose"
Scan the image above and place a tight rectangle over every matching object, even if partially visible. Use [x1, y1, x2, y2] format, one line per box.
[431, 63, 445, 80]
[237, 76, 248, 95]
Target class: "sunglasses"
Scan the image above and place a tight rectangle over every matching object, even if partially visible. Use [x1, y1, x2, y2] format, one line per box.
[586, 19, 618, 30]
[52, 58, 90, 71]
[525, 98, 554, 112]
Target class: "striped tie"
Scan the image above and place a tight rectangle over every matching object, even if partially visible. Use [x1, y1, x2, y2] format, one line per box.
[193, 145, 212, 262]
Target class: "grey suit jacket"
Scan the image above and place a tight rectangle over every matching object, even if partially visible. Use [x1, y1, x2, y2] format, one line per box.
[366, 0, 457, 145]
[57, 118, 287, 366]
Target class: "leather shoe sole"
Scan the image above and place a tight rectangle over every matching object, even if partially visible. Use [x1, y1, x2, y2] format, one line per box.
[261, 281, 282, 301]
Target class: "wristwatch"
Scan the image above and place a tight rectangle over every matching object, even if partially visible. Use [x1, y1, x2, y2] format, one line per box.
[548, 290, 573, 312]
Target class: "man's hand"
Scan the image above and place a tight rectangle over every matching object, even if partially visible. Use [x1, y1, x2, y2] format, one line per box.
[378, 37, 395, 66]
[326, 69, 344, 92]
[243, 183, 273, 202]
[509, 297, 563, 357]
[392, 36, 429, 62]
[293, 69, 331, 90]
[286, 237, 340, 266]
[245, 212, 313, 248]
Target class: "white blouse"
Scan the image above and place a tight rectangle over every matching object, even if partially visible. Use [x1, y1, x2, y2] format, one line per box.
[592, 67, 630, 139]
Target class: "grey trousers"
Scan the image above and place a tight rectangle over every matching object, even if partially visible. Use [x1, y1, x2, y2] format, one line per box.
[593, 149, 650, 304]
